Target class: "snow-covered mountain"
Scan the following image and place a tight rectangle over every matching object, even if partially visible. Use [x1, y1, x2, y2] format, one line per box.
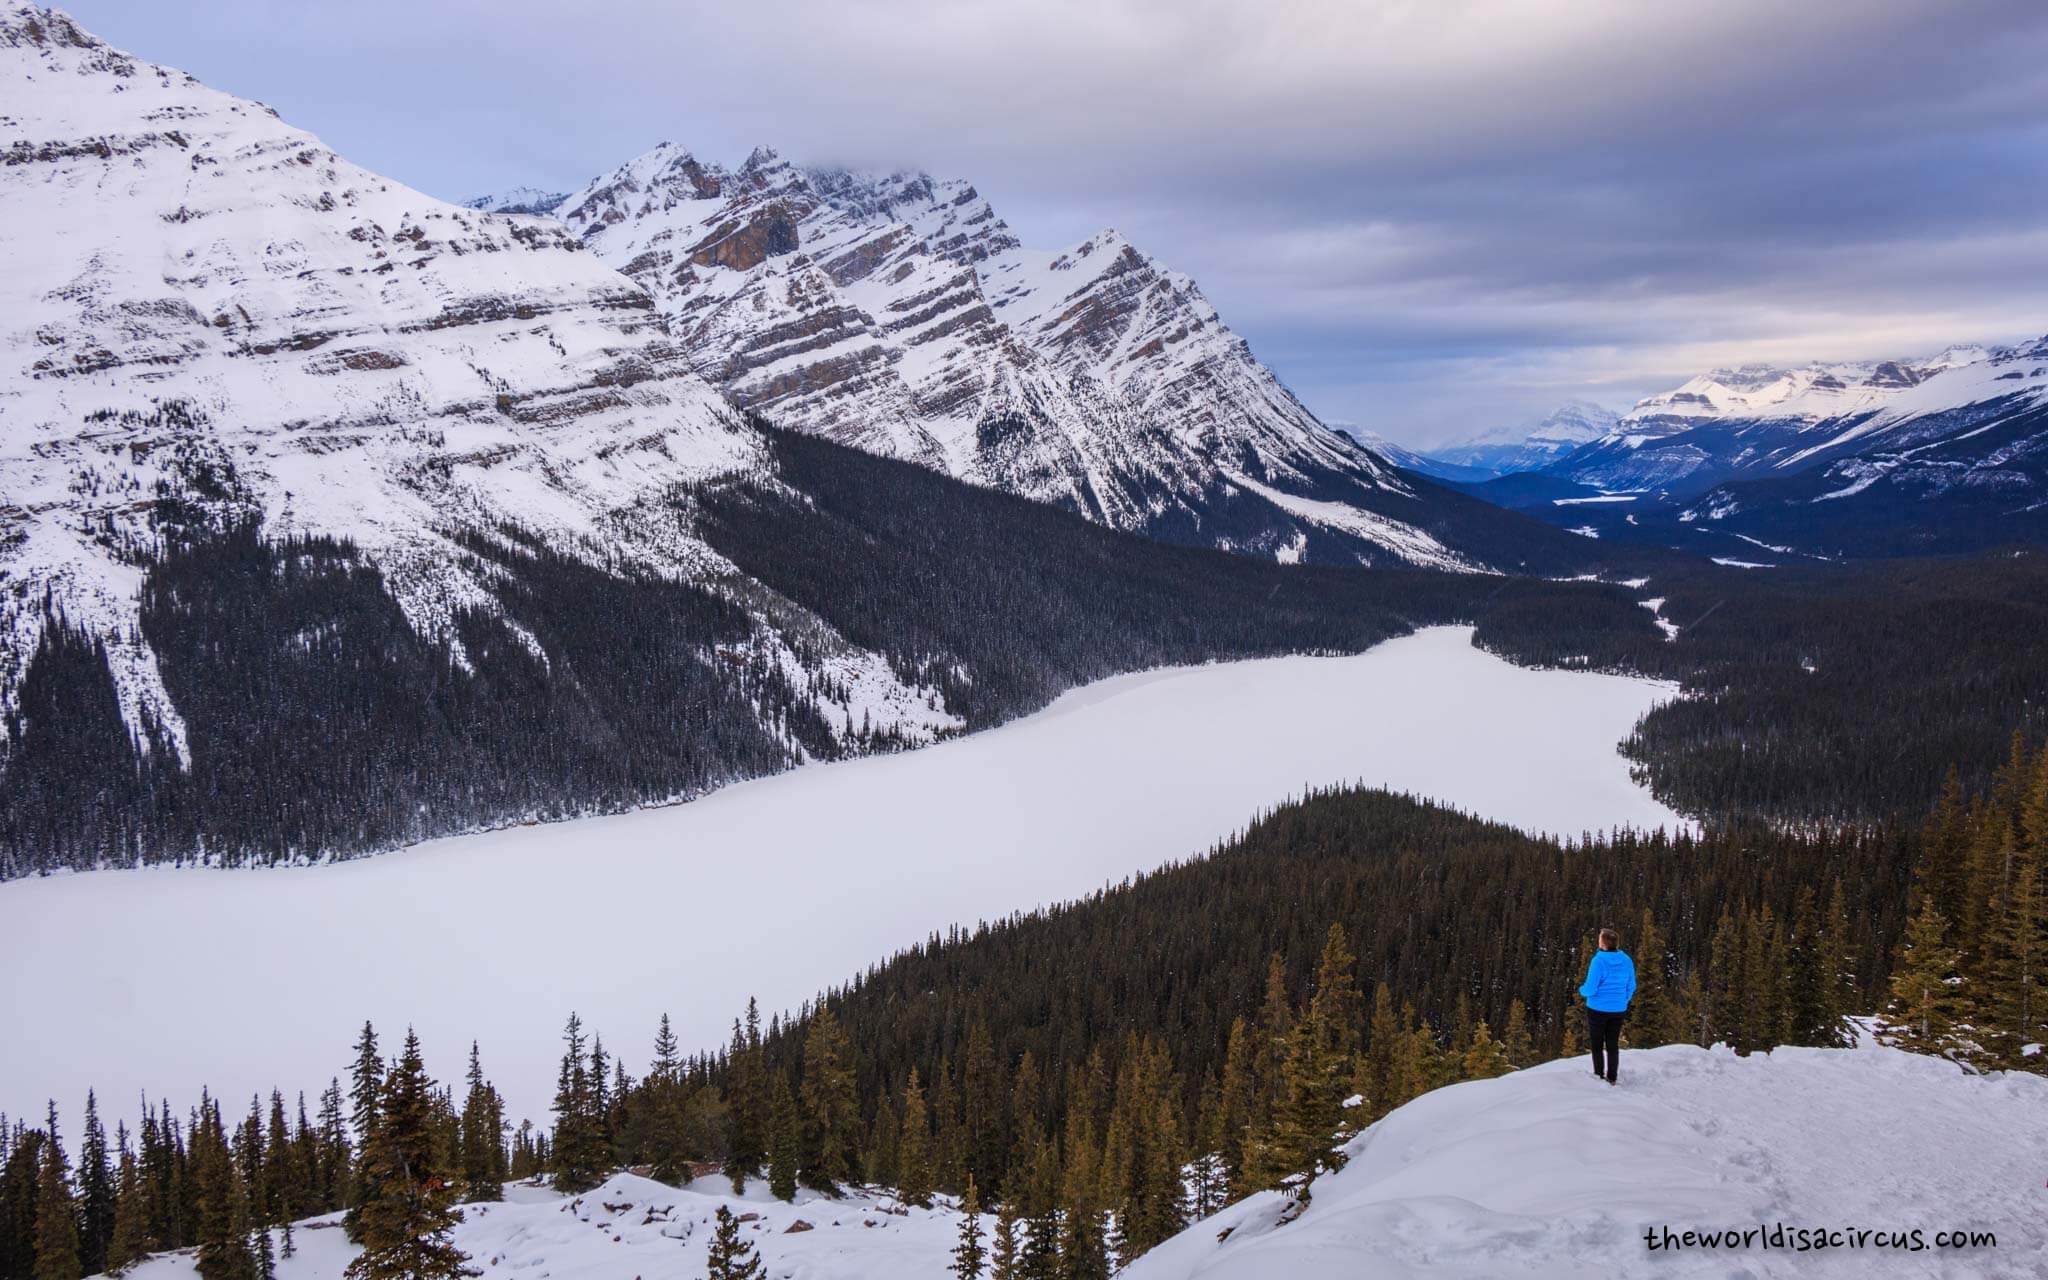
[459, 186, 570, 217]
[1327, 422, 1496, 483]
[1528, 343, 2048, 554]
[0, 5, 954, 769]
[1431, 399, 1621, 475]
[548, 142, 1573, 571]
[1548, 346, 2048, 496]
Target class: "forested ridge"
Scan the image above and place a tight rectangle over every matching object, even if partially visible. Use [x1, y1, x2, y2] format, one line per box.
[5, 420, 2046, 877]
[9, 738, 2042, 1278]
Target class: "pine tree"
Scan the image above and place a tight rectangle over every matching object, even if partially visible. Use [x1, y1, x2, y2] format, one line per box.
[458, 1044, 504, 1203]
[798, 1008, 859, 1192]
[961, 1020, 1006, 1197]
[77, 1093, 113, 1276]
[1460, 1022, 1512, 1080]
[105, 1130, 151, 1277]
[549, 1015, 605, 1194]
[1982, 842, 2045, 1068]
[897, 1070, 934, 1209]
[34, 1115, 82, 1280]
[346, 1030, 476, 1280]
[766, 1072, 799, 1203]
[723, 1006, 767, 1195]
[1216, 1018, 1255, 1185]
[189, 1096, 255, 1280]
[1630, 911, 1674, 1047]
[1251, 954, 1293, 1129]
[704, 1204, 764, 1280]
[643, 1015, 694, 1187]
[345, 1022, 382, 1238]
[989, 1200, 1021, 1280]
[1885, 898, 1965, 1056]
[951, 1175, 986, 1280]
[1500, 999, 1535, 1068]
[105, 1138, 152, 1276]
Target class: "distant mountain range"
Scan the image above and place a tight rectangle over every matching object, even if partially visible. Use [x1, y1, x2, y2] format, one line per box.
[1420, 348, 2048, 558]
[1429, 401, 1621, 475]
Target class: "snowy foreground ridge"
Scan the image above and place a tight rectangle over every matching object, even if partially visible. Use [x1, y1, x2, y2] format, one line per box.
[108, 1039, 2047, 1280]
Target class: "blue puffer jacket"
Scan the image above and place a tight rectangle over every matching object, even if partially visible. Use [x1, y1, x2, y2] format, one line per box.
[1579, 949, 1636, 1013]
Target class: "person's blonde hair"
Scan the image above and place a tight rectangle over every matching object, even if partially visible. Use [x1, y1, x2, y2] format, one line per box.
[1598, 926, 1620, 950]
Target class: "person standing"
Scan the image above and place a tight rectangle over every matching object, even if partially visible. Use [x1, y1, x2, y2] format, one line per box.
[1578, 926, 1636, 1085]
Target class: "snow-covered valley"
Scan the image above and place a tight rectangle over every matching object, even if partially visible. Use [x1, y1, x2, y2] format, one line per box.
[0, 626, 1679, 1127]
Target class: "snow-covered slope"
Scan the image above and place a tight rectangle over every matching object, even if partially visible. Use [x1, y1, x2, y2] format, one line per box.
[1129, 1037, 2048, 1280]
[550, 143, 1569, 571]
[0, 5, 954, 761]
[109, 1173, 977, 1280]
[1433, 400, 1622, 475]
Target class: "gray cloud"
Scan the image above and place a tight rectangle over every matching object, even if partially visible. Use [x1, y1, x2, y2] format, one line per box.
[59, 0, 2048, 445]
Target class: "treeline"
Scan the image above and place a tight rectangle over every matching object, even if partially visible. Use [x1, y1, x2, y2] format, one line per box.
[0, 1028, 512, 1280]
[1522, 551, 2048, 824]
[1885, 735, 2048, 1069]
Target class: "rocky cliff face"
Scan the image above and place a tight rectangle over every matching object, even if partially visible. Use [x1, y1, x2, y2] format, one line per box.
[0, 5, 954, 761]
[554, 144, 1517, 570]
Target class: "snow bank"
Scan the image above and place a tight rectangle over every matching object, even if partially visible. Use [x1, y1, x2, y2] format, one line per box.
[0, 627, 1679, 1125]
[1126, 1037, 2048, 1280]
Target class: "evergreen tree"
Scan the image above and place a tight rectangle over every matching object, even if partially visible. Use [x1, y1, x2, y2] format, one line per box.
[1630, 910, 1675, 1047]
[458, 1045, 504, 1203]
[77, 1093, 113, 1276]
[1216, 1017, 1255, 1182]
[798, 1009, 859, 1192]
[961, 1020, 1006, 1197]
[989, 1201, 1021, 1280]
[190, 1096, 255, 1280]
[105, 1138, 152, 1276]
[704, 1205, 764, 1280]
[549, 1015, 606, 1195]
[346, 1031, 476, 1280]
[1500, 999, 1535, 1068]
[766, 1072, 798, 1203]
[644, 1015, 693, 1187]
[897, 1070, 934, 1209]
[951, 1175, 986, 1280]
[34, 1115, 82, 1280]
[1982, 840, 2045, 1067]
[1460, 1022, 1512, 1080]
[1885, 898, 1965, 1056]
[723, 1006, 767, 1195]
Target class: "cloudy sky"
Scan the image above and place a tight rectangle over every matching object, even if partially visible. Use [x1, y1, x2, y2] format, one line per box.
[61, 0, 2048, 446]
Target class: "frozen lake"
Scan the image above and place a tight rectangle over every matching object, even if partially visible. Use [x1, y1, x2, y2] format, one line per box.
[0, 626, 1683, 1124]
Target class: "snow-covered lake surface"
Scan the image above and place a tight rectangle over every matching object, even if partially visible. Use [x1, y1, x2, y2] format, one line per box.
[0, 626, 1681, 1124]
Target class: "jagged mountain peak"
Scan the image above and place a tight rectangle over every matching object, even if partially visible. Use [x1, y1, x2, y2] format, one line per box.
[542, 138, 1550, 571]
[0, 7, 964, 765]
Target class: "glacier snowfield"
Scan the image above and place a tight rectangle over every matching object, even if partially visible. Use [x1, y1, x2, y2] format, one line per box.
[0, 627, 1680, 1124]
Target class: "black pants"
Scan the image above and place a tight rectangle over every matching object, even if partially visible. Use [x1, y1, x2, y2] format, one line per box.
[1588, 1010, 1625, 1081]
